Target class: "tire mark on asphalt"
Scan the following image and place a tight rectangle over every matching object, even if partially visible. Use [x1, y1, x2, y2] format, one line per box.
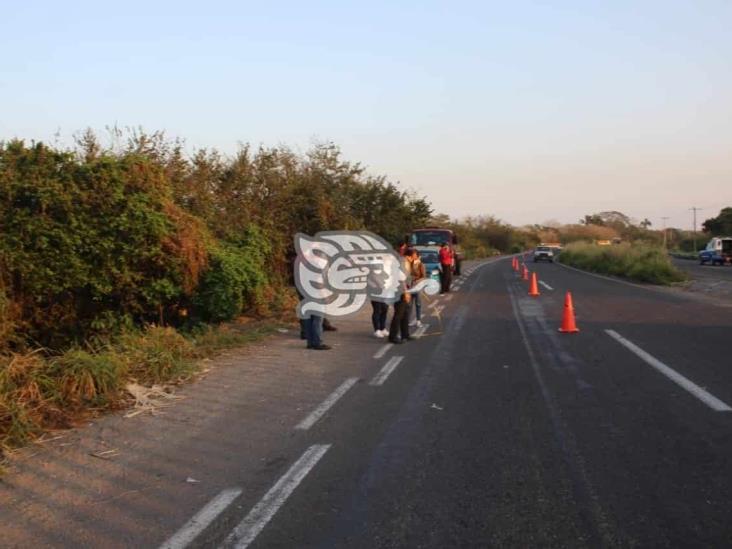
[507, 281, 614, 547]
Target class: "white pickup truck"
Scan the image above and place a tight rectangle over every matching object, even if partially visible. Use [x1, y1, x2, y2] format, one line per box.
[533, 246, 555, 262]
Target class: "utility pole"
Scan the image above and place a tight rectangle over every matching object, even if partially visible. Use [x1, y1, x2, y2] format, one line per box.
[690, 207, 702, 252]
[661, 216, 669, 249]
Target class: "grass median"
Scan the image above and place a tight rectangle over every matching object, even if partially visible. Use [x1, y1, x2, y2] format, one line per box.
[557, 242, 687, 285]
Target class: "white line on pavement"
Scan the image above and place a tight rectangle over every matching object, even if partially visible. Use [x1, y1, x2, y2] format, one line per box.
[413, 322, 430, 338]
[370, 355, 405, 386]
[539, 280, 554, 290]
[223, 444, 331, 549]
[160, 488, 242, 549]
[605, 330, 732, 412]
[295, 378, 359, 430]
[431, 305, 444, 316]
[373, 343, 393, 359]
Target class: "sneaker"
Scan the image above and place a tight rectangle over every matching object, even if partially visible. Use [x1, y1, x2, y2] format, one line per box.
[415, 320, 423, 328]
[409, 319, 418, 327]
[374, 330, 385, 338]
[379, 329, 390, 337]
[388, 338, 403, 345]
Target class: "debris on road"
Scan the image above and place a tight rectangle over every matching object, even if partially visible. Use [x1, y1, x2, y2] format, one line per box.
[124, 383, 183, 418]
[90, 449, 120, 460]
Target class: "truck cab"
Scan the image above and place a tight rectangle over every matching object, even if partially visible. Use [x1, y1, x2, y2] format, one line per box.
[409, 228, 462, 275]
[699, 237, 732, 266]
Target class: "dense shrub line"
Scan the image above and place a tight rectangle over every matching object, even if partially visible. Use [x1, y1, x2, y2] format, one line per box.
[0, 134, 432, 350]
[557, 242, 687, 285]
[0, 132, 435, 452]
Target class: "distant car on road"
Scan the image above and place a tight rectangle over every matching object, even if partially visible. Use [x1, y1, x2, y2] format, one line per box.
[415, 246, 442, 284]
[699, 237, 732, 266]
[533, 245, 555, 262]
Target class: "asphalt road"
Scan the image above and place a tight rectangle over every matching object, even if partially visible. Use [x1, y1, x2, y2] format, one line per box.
[672, 256, 732, 280]
[2, 256, 732, 547]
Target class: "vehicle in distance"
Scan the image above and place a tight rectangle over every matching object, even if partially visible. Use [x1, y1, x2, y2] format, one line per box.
[699, 237, 732, 266]
[415, 246, 442, 284]
[409, 227, 462, 275]
[533, 245, 555, 262]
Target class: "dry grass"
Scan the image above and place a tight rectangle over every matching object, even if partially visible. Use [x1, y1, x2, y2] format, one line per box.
[1, 321, 279, 457]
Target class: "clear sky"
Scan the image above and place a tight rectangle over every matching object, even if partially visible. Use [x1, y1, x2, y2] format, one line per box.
[2, 1, 730, 230]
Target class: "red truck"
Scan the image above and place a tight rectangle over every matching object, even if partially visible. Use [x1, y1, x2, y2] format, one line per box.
[409, 227, 463, 275]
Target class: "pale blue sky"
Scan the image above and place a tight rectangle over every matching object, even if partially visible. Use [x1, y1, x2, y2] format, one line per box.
[2, 1, 731, 229]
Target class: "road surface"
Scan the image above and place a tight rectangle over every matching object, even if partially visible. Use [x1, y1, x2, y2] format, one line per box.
[672, 256, 732, 302]
[1, 257, 731, 547]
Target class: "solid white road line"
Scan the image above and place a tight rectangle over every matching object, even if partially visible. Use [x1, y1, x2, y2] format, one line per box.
[539, 280, 554, 291]
[223, 444, 331, 549]
[295, 378, 359, 430]
[370, 355, 405, 386]
[373, 343, 393, 359]
[606, 330, 732, 412]
[160, 488, 242, 549]
[431, 305, 445, 316]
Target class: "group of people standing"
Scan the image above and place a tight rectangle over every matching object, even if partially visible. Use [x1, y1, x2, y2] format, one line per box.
[301, 240, 455, 350]
[371, 247, 426, 344]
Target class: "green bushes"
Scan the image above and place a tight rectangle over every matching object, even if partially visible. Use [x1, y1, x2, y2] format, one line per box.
[0, 136, 431, 351]
[558, 242, 687, 285]
[193, 228, 270, 323]
[0, 132, 433, 453]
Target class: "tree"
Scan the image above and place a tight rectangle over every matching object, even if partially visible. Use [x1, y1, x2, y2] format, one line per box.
[640, 218, 652, 229]
[702, 207, 732, 236]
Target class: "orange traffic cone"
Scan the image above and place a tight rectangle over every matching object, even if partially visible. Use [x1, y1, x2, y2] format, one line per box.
[528, 272, 540, 296]
[558, 291, 580, 333]
[513, 257, 519, 271]
[522, 265, 529, 281]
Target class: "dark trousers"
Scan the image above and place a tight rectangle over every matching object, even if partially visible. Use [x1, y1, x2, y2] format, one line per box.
[300, 319, 307, 339]
[389, 299, 409, 341]
[371, 301, 388, 331]
[305, 315, 323, 347]
[440, 265, 452, 293]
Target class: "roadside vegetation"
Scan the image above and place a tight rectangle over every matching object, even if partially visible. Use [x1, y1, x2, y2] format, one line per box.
[1, 129, 434, 453]
[0, 322, 278, 451]
[1, 128, 724, 453]
[557, 242, 687, 285]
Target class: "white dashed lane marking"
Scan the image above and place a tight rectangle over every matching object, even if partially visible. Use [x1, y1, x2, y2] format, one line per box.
[223, 444, 331, 548]
[370, 356, 405, 386]
[295, 378, 359, 430]
[373, 343, 393, 359]
[160, 488, 243, 549]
